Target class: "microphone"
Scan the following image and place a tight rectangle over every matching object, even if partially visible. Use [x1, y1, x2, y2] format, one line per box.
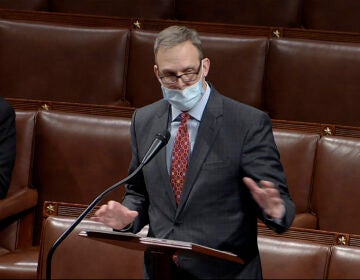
[46, 130, 170, 280]
[141, 130, 170, 165]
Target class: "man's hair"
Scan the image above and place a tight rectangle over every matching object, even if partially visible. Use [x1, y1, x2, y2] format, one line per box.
[154, 26, 204, 62]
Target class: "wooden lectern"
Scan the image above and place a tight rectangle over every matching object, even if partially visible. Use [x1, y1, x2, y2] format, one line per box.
[80, 229, 244, 279]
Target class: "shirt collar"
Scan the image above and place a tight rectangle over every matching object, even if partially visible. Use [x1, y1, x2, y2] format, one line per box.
[171, 82, 211, 122]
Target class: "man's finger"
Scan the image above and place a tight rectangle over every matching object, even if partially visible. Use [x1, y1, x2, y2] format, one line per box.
[243, 177, 259, 192]
[259, 180, 275, 189]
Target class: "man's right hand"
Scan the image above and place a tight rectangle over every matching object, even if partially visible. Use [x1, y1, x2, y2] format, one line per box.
[91, 200, 138, 230]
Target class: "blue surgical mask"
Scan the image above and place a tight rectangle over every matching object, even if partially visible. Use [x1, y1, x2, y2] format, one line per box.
[161, 72, 204, 112]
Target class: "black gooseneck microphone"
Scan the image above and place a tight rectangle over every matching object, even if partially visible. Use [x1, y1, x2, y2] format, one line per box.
[46, 130, 170, 280]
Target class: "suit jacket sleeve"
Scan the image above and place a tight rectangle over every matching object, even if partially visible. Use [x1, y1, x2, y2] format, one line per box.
[241, 112, 295, 233]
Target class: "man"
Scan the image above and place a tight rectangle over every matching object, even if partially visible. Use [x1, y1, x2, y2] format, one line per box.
[0, 97, 16, 198]
[93, 26, 295, 279]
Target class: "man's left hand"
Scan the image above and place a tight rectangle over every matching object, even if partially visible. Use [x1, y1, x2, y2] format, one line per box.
[243, 177, 285, 220]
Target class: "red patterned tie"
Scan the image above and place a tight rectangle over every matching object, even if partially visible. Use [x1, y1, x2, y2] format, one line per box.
[171, 113, 191, 205]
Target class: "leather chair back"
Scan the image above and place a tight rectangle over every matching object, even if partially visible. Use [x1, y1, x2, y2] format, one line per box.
[0, 0, 47, 10]
[125, 30, 159, 107]
[273, 129, 319, 228]
[48, 0, 175, 19]
[202, 34, 267, 109]
[32, 111, 132, 244]
[175, 0, 303, 27]
[312, 136, 360, 234]
[265, 38, 360, 126]
[0, 20, 130, 105]
[258, 235, 331, 279]
[327, 245, 360, 279]
[303, 0, 360, 33]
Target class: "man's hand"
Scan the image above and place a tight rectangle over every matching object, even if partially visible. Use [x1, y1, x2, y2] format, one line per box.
[91, 200, 138, 230]
[243, 177, 285, 220]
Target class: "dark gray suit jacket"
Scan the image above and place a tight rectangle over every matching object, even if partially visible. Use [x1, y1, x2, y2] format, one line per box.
[122, 86, 295, 279]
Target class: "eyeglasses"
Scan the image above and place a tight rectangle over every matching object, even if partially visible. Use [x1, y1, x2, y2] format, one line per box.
[158, 62, 202, 85]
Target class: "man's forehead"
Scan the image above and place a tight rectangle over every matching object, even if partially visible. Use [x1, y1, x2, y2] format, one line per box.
[156, 42, 199, 70]
[157, 41, 198, 59]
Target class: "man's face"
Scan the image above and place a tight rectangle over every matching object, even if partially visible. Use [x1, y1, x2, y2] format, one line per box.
[154, 40, 210, 90]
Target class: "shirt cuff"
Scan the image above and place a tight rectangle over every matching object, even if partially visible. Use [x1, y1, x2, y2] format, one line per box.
[113, 223, 133, 232]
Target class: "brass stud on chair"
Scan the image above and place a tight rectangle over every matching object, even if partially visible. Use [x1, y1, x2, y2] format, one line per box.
[272, 29, 281, 38]
[46, 204, 55, 215]
[323, 127, 332, 136]
[41, 104, 49, 110]
[133, 20, 141, 29]
[337, 235, 347, 245]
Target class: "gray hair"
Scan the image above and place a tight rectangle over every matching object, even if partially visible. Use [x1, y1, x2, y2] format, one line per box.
[154, 26, 204, 62]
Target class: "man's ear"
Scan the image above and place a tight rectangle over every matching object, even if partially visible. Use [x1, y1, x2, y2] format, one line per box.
[154, 65, 162, 84]
[202, 58, 210, 78]
[154, 64, 159, 78]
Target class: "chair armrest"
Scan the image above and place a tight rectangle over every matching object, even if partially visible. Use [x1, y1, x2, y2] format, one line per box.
[0, 187, 38, 220]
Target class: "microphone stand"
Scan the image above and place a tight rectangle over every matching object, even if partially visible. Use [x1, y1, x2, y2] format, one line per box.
[45, 164, 143, 280]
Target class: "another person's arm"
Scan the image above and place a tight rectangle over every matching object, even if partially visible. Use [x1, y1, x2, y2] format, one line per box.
[0, 99, 16, 198]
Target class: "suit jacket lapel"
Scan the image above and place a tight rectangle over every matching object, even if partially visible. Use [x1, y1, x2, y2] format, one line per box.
[153, 102, 179, 208]
[177, 89, 224, 213]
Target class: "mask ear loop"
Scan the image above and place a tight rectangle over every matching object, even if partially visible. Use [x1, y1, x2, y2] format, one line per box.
[199, 60, 204, 79]
[198, 60, 206, 91]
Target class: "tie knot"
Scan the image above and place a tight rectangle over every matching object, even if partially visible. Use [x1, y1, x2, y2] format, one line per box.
[180, 112, 191, 122]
